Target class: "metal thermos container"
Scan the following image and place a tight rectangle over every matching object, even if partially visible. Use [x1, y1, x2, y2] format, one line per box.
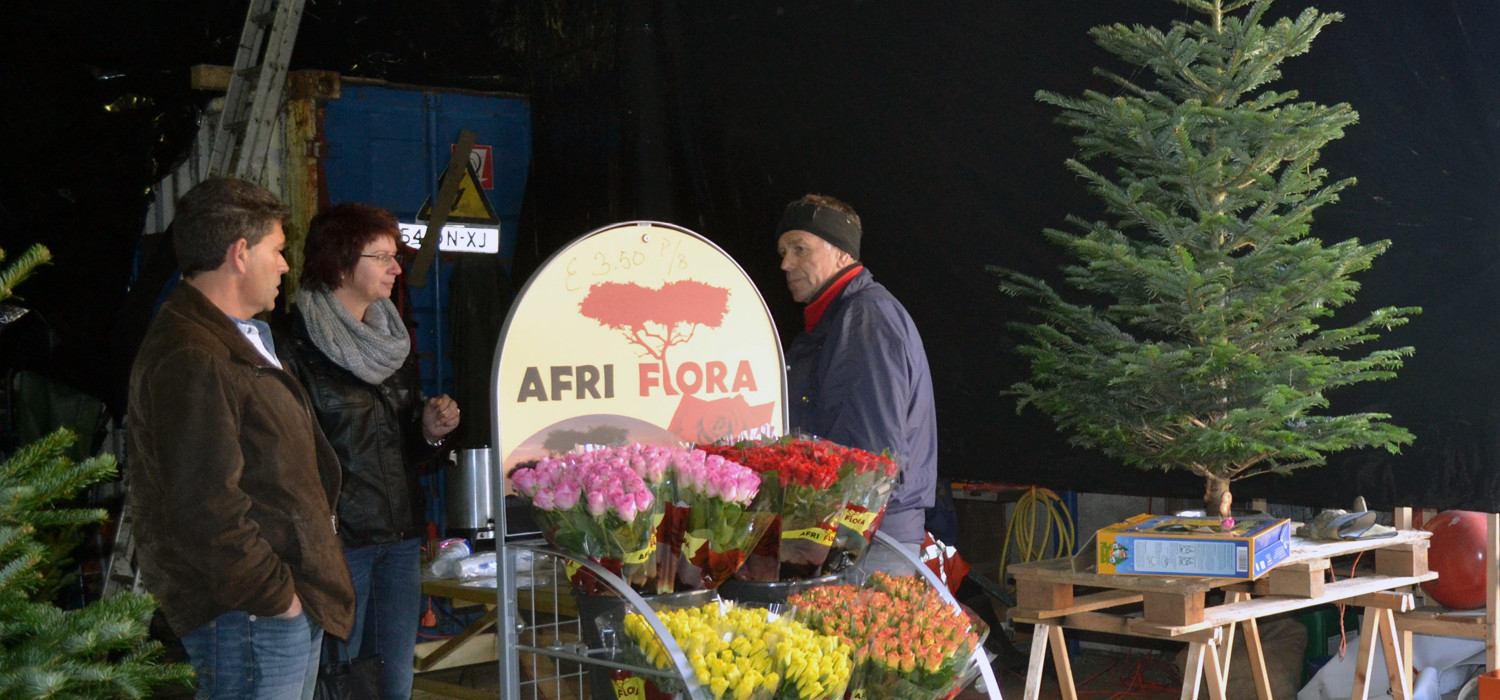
[447, 447, 495, 540]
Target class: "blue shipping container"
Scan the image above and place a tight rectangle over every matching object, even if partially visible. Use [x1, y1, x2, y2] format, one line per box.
[320, 79, 531, 398]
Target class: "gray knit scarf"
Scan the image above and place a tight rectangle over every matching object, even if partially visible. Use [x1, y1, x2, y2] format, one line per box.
[294, 287, 410, 384]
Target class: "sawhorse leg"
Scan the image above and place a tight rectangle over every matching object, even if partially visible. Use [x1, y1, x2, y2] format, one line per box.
[1024, 623, 1078, 700]
[1187, 591, 1270, 700]
[1352, 606, 1412, 700]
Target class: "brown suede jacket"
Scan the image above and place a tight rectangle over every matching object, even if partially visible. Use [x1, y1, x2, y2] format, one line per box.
[126, 283, 354, 639]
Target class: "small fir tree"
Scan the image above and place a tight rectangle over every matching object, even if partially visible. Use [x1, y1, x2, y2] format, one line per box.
[994, 0, 1418, 516]
[0, 244, 192, 698]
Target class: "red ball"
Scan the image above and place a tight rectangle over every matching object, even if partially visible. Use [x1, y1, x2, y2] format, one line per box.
[1421, 510, 1490, 610]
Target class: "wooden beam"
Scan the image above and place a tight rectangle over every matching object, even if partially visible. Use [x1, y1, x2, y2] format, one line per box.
[1375, 541, 1428, 577]
[1016, 579, 1073, 614]
[1144, 590, 1206, 627]
[1347, 590, 1415, 612]
[1268, 560, 1328, 598]
[1488, 512, 1499, 671]
[1017, 589, 1142, 619]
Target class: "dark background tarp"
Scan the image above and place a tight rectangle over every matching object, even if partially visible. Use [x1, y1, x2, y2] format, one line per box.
[2, 0, 1497, 511]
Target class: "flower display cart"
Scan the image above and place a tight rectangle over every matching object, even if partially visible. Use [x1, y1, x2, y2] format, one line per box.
[491, 528, 1003, 699]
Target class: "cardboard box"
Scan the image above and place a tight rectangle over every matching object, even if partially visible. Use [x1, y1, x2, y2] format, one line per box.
[1096, 513, 1292, 579]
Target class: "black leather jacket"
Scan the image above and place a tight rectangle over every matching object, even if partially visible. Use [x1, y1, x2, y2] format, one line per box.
[278, 310, 431, 548]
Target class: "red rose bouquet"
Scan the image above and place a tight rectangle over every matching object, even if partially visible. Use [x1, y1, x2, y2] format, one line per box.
[509, 449, 661, 594]
[701, 437, 848, 581]
[820, 443, 899, 574]
[788, 572, 980, 700]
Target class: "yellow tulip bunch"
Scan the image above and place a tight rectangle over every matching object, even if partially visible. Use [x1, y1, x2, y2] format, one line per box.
[622, 602, 851, 700]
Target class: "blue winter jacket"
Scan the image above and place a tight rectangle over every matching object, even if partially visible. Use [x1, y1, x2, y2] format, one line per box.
[785, 268, 938, 544]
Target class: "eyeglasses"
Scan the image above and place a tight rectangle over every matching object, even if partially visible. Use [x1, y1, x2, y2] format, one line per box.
[359, 253, 399, 266]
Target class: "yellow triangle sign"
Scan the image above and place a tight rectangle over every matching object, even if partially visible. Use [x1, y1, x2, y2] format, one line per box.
[416, 164, 500, 226]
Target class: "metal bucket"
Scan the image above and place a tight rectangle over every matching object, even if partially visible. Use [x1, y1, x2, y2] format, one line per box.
[446, 447, 494, 537]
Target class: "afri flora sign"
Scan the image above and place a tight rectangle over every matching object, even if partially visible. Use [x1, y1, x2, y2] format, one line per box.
[493, 222, 786, 477]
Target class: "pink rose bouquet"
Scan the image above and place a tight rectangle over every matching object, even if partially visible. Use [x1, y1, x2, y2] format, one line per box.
[670, 449, 774, 590]
[510, 450, 662, 594]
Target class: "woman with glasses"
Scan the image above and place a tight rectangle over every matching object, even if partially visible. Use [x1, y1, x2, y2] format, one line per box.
[278, 202, 461, 699]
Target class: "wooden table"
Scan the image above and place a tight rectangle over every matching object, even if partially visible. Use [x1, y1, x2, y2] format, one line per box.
[1010, 525, 1434, 700]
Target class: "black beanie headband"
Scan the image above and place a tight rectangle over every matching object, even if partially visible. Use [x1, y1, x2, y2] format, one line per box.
[776, 201, 861, 260]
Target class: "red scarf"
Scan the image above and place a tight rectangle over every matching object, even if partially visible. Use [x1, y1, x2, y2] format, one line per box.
[804, 265, 863, 331]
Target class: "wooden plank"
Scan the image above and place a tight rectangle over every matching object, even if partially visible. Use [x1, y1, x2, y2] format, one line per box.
[1353, 607, 1381, 700]
[1394, 507, 1413, 530]
[415, 608, 497, 672]
[1016, 579, 1073, 613]
[1181, 643, 1207, 700]
[1394, 612, 1490, 639]
[1049, 624, 1078, 700]
[414, 632, 499, 672]
[1013, 612, 1221, 644]
[1017, 589, 1142, 619]
[1242, 616, 1274, 700]
[412, 677, 494, 700]
[1278, 530, 1432, 567]
[1023, 623, 1050, 700]
[1402, 629, 1415, 693]
[1134, 573, 1434, 636]
[1144, 590, 1205, 627]
[1008, 556, 1223, 594]
[1374, 608, 1412, 700]
[1202, 639, 1228, 700]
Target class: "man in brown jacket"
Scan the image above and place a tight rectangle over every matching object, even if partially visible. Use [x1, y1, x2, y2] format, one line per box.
[127, 177, 354, 700]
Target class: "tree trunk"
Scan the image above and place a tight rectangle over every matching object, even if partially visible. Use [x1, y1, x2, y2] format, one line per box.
[1204, 475, 1233, 518]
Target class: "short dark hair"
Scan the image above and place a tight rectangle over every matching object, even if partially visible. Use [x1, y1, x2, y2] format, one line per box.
[173, 177, 288, 277]
[300, 203, 401, 292]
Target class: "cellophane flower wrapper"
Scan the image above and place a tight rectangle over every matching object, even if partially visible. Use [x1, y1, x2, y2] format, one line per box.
[821, 445, 899, 575]
[619, 600, 852, 700]
[702, 438, 847, 581]
[597, 443, 678, 594]
[788, 573, 979, 700]
[509, 450, 662, 595]
[673, 451, 775, 590]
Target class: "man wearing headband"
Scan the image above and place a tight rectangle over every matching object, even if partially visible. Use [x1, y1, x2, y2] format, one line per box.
[775, 194, 938, 553]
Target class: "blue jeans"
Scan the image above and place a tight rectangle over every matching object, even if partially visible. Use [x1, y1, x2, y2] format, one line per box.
[178, 609, 322, 700]
[338, 538, 423, 700]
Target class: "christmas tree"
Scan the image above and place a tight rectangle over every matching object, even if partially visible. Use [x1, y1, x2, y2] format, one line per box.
[0, 244, 192, 697]
[995, 0, 1418, 516]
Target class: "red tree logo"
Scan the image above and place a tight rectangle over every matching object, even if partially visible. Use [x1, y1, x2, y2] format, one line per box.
[578, 280, 731, 395]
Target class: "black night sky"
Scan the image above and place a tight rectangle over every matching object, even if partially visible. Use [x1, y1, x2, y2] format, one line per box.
[2, 1, 1498, 511]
